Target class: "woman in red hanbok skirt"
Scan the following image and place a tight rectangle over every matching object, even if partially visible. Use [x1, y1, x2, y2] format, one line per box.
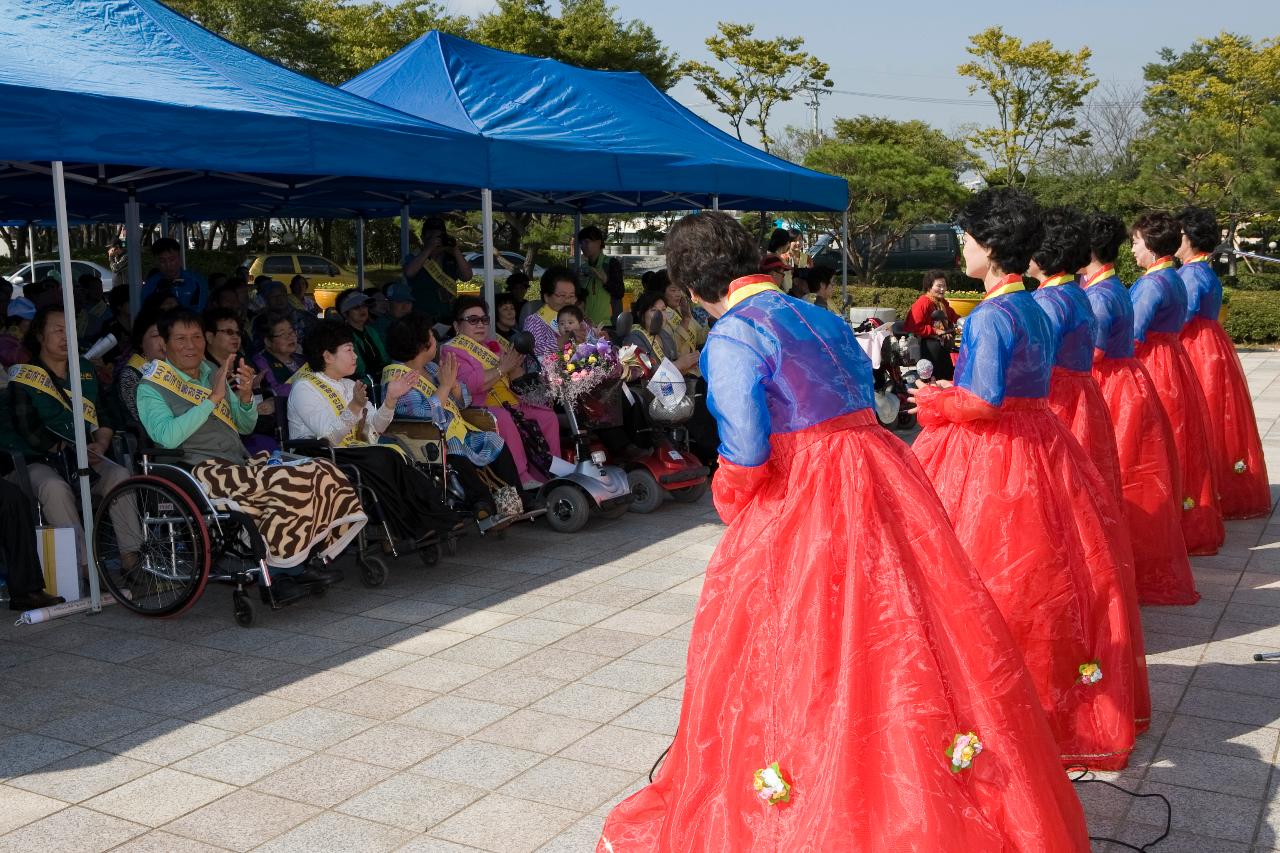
[1084, 213, 1198, 605]
[1177, 206, 1271, 519]
[1130, 211, 1225, 555]
[912, 189, 1138, 770]
[597, 211, 1089, 852]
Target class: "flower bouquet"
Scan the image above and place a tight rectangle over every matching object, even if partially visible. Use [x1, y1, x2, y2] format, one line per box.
[541, 339, 622, 410]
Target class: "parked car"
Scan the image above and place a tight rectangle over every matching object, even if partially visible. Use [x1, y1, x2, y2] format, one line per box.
[811, 223, 962, 272]
[5, 259, 115, 294]
[244, 253, 360, 310]
[463, 251, 545, 283]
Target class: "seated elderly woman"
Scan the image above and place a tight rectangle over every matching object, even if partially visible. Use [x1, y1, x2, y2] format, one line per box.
[445, 296, 561, 488]
[623, 291, 699, 378]
[288, 319, 463, 543]
[2, 305, 142, 578]
[251, 310, 306, 399]
[115, 304, 167, 425]
[382, 313, 525, 520]
[136, 310, 360, 590]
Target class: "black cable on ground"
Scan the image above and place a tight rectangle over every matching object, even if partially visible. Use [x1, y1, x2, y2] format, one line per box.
[649, 740, 673, 783]
[1067, 766, 1172, 852]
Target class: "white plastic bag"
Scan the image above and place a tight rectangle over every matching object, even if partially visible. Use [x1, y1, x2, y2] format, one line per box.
[647, 358, 687, 409]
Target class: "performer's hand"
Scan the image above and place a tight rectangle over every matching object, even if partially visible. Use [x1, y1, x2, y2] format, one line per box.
[934, 379, 953, 388]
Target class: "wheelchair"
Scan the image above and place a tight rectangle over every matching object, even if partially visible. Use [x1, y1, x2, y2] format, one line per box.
[274, 388, 459, 588]
[91, 442, 330, 628]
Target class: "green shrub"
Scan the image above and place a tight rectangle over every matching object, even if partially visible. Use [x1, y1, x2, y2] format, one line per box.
[1223, 271, 1280, 291]
[1222, 290, 1280, 344]
[831, 286, 921, 318]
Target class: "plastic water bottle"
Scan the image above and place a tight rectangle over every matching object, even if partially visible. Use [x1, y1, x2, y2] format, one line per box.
[266, 451, 284, 467]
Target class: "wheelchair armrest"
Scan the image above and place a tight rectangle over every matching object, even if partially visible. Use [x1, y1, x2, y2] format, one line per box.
[386, 418, 445, 441]
[285, 437, 336, 462]
[462, 408, 497, 431]
[139, 446, 188, 465]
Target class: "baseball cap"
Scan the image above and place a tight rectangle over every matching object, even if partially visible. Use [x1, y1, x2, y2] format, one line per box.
[336, 291, 372, 314]
[386, 282, 413, 304]
[760, 254, 792, 273]
[7, 297, 36, 321]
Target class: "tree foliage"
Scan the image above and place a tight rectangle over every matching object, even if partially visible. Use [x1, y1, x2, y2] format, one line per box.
[682, 22, 831, 152]
[801, 117, 970, 282]
[958, 26, 1096, 187]
[1133, 33, 1280, 217]
[471, 0, 679, 91]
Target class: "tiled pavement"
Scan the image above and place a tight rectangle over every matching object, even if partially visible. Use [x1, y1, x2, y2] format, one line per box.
[4, 352, 1280, 852]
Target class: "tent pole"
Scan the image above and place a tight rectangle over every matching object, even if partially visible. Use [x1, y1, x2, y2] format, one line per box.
[400, 202, 411, 262]
[52, 161, 102, 612]
[481, 188, 496, 333]
[711, 194, 719, 211]
[27, 223, 36, 284]
[356, 217, 366, 291]
[179, 221, 187, 268]
[125, 193, 142, 318]
[572, 210, 582, 270]
[160, 212, 169, 242]
[841, 209, 849, 305]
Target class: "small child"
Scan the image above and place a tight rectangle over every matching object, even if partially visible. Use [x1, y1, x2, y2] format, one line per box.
[557, 304, 595, 347]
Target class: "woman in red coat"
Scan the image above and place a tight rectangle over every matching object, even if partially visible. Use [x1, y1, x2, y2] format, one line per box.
[904, 269, 960, 380]
[1177, 206, 1271, 519]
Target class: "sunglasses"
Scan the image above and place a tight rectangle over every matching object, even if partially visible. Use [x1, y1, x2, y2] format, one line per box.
[461, 314, 489, 324]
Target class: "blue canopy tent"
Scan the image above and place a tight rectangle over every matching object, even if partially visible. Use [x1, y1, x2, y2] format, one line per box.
[0, 0, 501, 613]
[344, 31, 849, 315]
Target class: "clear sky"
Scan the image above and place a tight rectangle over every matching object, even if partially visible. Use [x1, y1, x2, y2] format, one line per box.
[438, 0, 1279, 144]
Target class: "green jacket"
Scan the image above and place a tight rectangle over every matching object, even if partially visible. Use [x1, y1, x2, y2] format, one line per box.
[136, 360, 257, 465]
[2, 358, 100, 458]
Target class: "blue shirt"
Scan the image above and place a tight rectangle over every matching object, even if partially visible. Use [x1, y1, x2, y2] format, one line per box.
[1131, 267, 1187, 341]
[1084, 275, 1135, 359]
[1032, 278, 1097, 372]
[1177, 260, 1223, 322]
[954, 289, 1056, 406]
[142, 270, 208, 312]
[702, 288, 875, 469]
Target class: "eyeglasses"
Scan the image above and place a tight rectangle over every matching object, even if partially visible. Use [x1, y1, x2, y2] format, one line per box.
[461, 314, 489, 325]
[270, 328, 297, 339]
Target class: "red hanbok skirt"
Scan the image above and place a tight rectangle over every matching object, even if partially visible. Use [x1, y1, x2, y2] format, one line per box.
[913, 399, 1142, 767]
[1181, 317, 1271, 519]
[1048, 367, 1123, 503]
[598, 411, 1089, 852]
[1135, 332, 1225, 554]
[1094, 356, 1199, 605]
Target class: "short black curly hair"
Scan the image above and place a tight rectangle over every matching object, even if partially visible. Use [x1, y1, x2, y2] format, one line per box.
[1032, 207, 1090, 276]
[664, 211, 761, 304]
[955, 187, 1043, 276]
[1085, 212, 1126, 264]
[1131, 211, 1182, 258]
[303, 319, 354, 371]
[1177, 206, 1219, 253]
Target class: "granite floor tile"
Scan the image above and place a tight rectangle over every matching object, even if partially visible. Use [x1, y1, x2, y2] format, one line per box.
[472, 710, 598, 755]
[251, 753, 392, 808]
[7, 750, 155, 803]
[0, 784, 67, 834]
[409, 740, 545, 790]
[428, 793, 578, 853]
[252, 812, 413, 853]
[83, 767, 235, 827]
[162, 788, 318, 852]
[497, 756, 634, 812]
[335, 771, 485, 832]
[0, 805, 145, 853]
[172, 735, 311, 786]
[325, 722, 456, 770]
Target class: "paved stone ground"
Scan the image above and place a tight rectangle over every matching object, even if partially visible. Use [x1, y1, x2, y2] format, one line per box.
[4, 351, 1280, 852]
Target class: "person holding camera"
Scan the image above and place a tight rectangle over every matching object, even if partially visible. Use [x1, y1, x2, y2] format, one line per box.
[141, 237, 207, 312]
[576, 225, 624, 327]
[403, 216, 474, 322]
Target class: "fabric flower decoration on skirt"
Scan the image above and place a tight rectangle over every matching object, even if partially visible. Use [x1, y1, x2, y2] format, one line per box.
[752, 762, 791, 805]
[945, 732, 983, 772]
[1078, 661, 1103, 685]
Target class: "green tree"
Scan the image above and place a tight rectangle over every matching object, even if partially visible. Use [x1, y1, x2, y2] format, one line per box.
[471, 0, 679, 91]
[167, 0, 333, 76]
[682, 22, 831, 152]
[958, 26, 1096, 187]
[1134, 33, 1280, 214]
[801, 117, 970, 282]
[310, 1, 470, 84]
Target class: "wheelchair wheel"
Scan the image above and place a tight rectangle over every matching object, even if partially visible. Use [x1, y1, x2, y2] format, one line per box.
[670, 480, 710, 504]
[544, 484, 591, 533]
[627, 468, 664, 514]
[232, 590, 255, 627]
[359, 555, 389, 587]
[94, 476, 211, 618]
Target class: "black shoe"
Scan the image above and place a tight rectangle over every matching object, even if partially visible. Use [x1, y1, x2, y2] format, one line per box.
[294, 566, 344, 586]
[261, 576, 308, 604]
[8, 590, 66, 611]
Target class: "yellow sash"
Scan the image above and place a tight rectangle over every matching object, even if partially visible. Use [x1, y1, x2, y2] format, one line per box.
[537, 304, 558, 328]
[300, 372, 364, 447]
[10, 364, 98, 427]
[127, 354, 147, 373]
[445, 335, 519, 407]
[421, 257, 458, 297]
[635, 329, 667, 364]
[143, 361, 236, 431]
[382, 363, 475, 445]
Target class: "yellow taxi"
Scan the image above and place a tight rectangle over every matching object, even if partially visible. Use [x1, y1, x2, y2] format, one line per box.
[243, 253, 359, 310]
